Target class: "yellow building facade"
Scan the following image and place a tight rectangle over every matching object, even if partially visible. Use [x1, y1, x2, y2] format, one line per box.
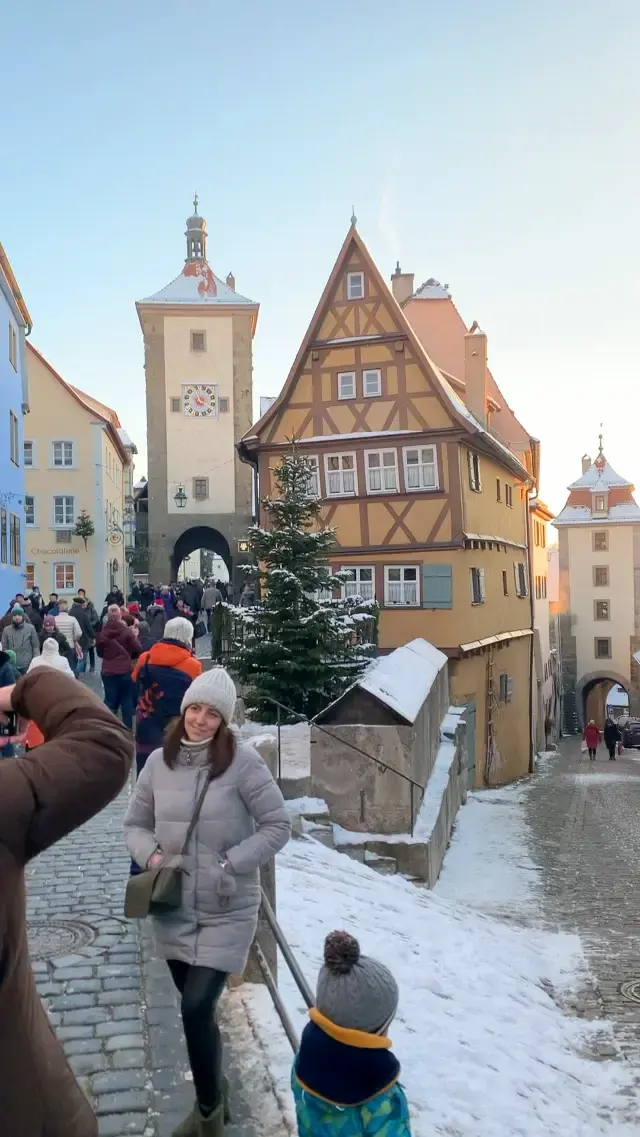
[240, 226, 534, 785]
[24, 344, 135, 605]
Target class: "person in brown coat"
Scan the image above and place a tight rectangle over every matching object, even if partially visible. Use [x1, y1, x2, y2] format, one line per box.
[0, 668, 133, 1136]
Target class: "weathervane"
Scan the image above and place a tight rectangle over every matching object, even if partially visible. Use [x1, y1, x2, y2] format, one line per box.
[598, 423, 604, 457]
[350, 205, 357, 227]
[193, 192, 199, 214]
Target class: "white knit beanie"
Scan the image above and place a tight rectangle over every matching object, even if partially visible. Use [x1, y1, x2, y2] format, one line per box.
[164, 617, 194, 647]
[180, 667, 237, 724]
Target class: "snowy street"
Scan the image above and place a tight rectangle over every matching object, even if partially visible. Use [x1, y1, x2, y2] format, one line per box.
[244, 738, 640, 1136]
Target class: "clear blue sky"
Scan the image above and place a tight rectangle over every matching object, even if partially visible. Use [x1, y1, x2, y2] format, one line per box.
[3, 0, 639, 512]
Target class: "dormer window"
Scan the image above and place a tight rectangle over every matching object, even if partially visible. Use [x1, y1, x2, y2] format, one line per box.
[594, 494, 606, 513]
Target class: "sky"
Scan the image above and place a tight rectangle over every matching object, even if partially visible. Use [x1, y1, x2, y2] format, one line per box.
[2, 0, 639, 514]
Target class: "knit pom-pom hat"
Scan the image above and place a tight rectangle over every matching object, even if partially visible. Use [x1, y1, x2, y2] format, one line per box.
[316, 930, 399, 1034]
[180, 667, 236, 725]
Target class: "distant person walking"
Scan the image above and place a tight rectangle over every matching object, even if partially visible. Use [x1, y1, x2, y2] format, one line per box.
[583, 719, 601, 762]
[96, 604, 141, 729]
[603, 717, 621, 761]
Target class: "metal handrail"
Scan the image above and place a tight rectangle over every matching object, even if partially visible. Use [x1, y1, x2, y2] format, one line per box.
[268, 695, 424, 836]
[252, 888, 314, 1053]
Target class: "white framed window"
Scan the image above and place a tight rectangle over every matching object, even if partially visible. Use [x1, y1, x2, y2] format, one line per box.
[594, 494, 606, 512]
[23, 440, 35, 467]
[338, 372, 356, 399]
[8, 321, 18, 370]
[514, 561, 529, 597]
[311, 585, 333, 602]
[9, 410, 19, 465]
[470, 567, 486, 605]
[468, 451, 482, 492]
[52, 440, 74, 467]
[363, 369, 382, 397]
[325, 453, 357, 497]
[304, 455, 320, 497]
[24, 495, 35, 526]
[347, 272, 364, 300]
[341, 566, 374, 600]
[365, 449, 398, 494]
[53, 495, 75, 526]
[403, 445, 438, 491]
[54, 562, 76, 592]
[384, 565, 419, 607]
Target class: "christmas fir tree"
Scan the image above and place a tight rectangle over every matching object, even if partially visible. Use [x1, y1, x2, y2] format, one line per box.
[74, 510, 95, 550]
[233, 443, 377, 722]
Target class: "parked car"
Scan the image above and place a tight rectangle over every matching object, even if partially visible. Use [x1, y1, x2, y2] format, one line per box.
[622, 719, 640, 749]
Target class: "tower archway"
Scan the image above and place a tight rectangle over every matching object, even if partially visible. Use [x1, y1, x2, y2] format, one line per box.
[576, 670, 630, 729]
[171, 526, 232, 580]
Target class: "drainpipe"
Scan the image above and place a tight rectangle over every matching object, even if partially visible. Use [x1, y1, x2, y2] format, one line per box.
[527, 491, 536, 771]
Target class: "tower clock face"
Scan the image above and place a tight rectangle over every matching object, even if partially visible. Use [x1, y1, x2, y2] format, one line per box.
[183, 384, 216, 418]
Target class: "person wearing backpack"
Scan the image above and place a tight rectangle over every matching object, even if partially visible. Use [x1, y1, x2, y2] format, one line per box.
[132, 617, 201, 778]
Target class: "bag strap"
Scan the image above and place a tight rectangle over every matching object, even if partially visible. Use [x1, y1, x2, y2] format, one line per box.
[180, 773, 212, 855]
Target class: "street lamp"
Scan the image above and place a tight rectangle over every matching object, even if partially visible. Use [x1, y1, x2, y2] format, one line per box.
[174, 486, 188, 509]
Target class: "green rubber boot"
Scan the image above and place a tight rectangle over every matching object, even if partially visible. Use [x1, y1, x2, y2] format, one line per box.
[196, 1103, 224, 1136]
[171, 1104, 199, 1137]
[221, 1074, 231, 1124]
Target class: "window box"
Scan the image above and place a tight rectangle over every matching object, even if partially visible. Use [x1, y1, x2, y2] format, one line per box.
[347, 272, 364, 300]
[384, 566, 419, 606]
[365, 449, 398, 494]
[403, 445, 438, 491]
[341, 566, 374, 601]
[325, 453, 357, 497]
[338, 372, 356, 399]
[363, 369, 381, 397]
[470, 567, 485, 605]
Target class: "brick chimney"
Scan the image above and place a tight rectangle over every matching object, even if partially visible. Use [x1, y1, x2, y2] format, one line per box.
[464, 322, 488, 427]
[390, 261, 414, 305]
[581, 454, 591, 474]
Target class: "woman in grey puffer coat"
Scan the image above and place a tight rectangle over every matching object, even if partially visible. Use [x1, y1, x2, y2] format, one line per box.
[124, 667, 290, 1137]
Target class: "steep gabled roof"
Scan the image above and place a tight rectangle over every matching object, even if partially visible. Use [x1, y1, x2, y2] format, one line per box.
[26, 343, 130, 465]
[139, 261, 256, 308]
[241, 226, 530, 481]
[568, 459, 632, 491]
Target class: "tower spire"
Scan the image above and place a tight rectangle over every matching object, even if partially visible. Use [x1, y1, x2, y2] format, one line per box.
[598, 424, 604, 458]
[185, 195, 207, 263]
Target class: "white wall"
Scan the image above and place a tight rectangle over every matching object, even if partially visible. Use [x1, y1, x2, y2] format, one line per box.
[163, 313, 236, 515]
[568, 524, 634, 684]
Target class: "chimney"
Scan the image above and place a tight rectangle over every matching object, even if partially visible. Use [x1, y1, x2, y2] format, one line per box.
[463, 322, 488, 427]
[226, 271, 236, 290]
[390, 261, 414, 305]
[581, 454, 591, 474]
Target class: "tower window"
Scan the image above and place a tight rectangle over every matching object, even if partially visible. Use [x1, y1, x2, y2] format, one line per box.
[594, 600, 610, 620]
[593, 531, 608, 551]
[219, 397, 230, 413]
[594, 494, 606, 512]
[170, 397, 181, 413]
[595, 637, 611, 659]
[593, 566, 609, 587]
[191, 331, 206, 352]
[193, 477, 209, 501]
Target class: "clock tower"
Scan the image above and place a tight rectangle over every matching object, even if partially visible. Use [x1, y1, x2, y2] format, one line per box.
[136, 199, 258, 584]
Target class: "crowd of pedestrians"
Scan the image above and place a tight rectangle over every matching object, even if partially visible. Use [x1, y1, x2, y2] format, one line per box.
[0, 574, 411, 1136]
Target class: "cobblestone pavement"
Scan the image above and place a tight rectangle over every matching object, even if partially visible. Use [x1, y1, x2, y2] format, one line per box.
[526, 738, 640, 1065]
[25, 672, 290, 1137]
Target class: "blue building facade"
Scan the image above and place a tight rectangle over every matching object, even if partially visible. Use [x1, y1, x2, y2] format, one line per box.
[0, 243, 31, 612]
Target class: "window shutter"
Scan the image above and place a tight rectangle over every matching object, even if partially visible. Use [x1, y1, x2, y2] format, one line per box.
[422, 563, 453, 609]
[479, 567, 486, 601]
[513, 562, 520, 596]
[467, 450, 474, 488]
[476, 457, 482, 492]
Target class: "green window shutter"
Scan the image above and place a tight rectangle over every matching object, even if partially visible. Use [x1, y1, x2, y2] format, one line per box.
[422, 563, 453, 609]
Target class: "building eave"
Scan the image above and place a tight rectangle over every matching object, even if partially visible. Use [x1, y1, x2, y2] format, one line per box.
[0, 241, 32, 330]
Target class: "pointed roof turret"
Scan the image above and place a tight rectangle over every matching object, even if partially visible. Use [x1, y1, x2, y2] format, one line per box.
[555, 440, 640, 527]
[136, 200, 258, 324]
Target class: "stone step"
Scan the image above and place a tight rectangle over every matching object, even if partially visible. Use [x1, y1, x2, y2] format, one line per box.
[364, 850, 397, 876]
[304, 823, 335, 849]
[279, 775, 311, 800]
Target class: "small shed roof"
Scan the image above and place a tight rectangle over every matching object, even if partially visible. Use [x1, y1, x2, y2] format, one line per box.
[317, 638, 448, 725]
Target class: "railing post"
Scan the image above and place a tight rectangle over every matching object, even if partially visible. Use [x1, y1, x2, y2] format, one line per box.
[243, 739, 279, 985]
[276, 703, 282, 784]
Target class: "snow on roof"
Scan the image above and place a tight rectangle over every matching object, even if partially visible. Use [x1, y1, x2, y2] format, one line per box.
[139, 261, 256, 306]
[568, 458, 632, 490]
[117, 426, 136, 452]
[412, 278, 451, 300]
[358, 638, 448, 723]
[554, 502, 640, 526]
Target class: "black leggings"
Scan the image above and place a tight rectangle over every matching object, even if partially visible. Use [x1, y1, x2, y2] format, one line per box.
[168, 960, 227, 1111]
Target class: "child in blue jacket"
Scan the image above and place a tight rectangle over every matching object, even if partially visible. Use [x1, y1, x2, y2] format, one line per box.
[292, 930, 411, 1135]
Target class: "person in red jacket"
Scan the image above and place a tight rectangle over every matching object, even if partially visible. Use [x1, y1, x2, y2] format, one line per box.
[583, 719, 601, 761]
[96, 604, 141, 729]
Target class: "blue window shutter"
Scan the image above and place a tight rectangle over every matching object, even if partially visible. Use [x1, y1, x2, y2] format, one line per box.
[422, 563, 453, 609]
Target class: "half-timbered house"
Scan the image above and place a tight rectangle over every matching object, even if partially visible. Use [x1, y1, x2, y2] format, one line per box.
[239, 226, 534, 785]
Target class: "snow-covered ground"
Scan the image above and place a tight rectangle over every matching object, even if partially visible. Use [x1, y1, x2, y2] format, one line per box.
[244, 785, 637, 1136]
[237, 720, 310, 779]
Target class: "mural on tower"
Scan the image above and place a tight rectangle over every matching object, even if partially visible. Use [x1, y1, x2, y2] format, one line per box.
[136, 199, 259, 584]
